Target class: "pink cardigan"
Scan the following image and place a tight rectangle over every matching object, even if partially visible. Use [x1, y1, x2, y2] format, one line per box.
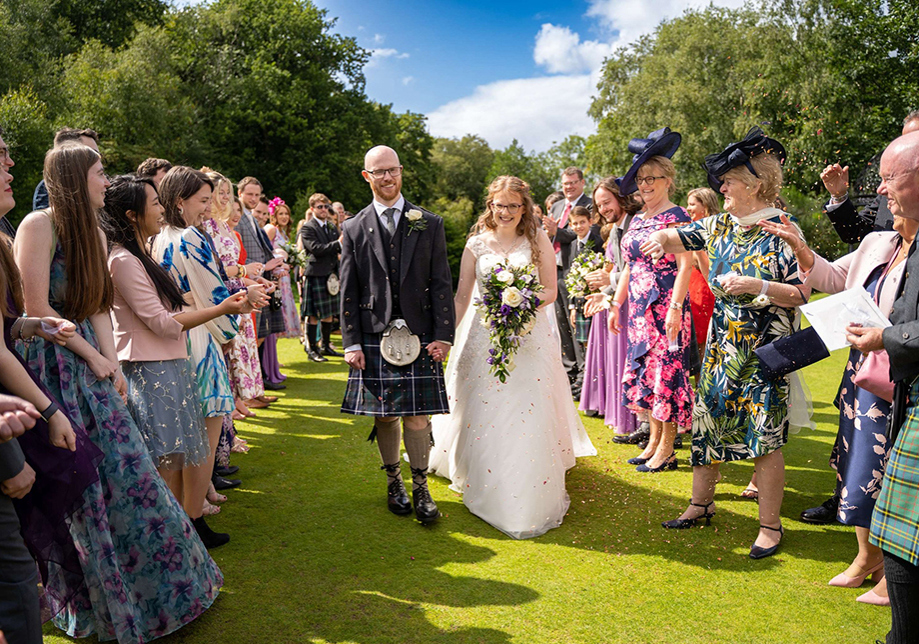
[108, 245, 188, 362]
[802, 231, 903, 317]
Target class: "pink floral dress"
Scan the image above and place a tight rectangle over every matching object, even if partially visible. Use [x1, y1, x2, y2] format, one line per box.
[203, 218, 264, 400]
[620, 206, 693, 427]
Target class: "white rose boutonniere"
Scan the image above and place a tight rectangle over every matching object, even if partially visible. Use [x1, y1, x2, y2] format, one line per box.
[406, 209, 428, 236]
[502, 286, 524, 308]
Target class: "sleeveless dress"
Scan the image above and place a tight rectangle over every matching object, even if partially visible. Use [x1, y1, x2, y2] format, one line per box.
[203, 217, 264, 401]
[271, 230, 301, 338]
[429, 234, 596, 539]
[19, 242, 222, 643]
[620, 207, 694, 427]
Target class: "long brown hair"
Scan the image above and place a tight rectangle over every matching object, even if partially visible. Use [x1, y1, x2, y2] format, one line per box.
[269, 203, 293, 240]
[0, 236, 24, 317]
[473, 176, 542, 265]
[44, 144, 114, 321]
[592, 176, 641, 245]
[158, 166, 214, 229]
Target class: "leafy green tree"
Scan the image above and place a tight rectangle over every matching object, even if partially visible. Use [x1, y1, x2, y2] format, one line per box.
[430, 135, 494, 211]
[0, 88, 53, 225]
[486, 139, 555, 206]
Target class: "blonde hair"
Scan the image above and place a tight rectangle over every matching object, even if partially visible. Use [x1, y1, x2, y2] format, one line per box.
[722, 153, 783, 205]
[202, 168, 234, 222]
[472, 176, 542, 265]
[687, 187, 721, 218]
[638, 156, 677, 196]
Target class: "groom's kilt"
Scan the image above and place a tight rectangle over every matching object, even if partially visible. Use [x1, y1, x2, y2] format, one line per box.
[301, 274, 339, 320]
[341, 332, 449, 417]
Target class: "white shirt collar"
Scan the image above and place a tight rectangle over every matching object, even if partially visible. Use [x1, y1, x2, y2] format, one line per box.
[567, 194, 584, 208]
[372, 195, 405, 217]
[577, 233, 590, 243]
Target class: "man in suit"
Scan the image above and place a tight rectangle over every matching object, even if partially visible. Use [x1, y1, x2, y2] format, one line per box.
[236, 178, 287, 390]
[543, 166, 592, 396]
[299, 192, 342, 362]
[847, 130, 919, 638]
[801, 110, 919, 525]
[0, 394, 42, 644]
[340, 145, 454, 524]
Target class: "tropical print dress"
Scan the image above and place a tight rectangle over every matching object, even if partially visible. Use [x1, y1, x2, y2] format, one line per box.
[620, 206, 694, 428]
[676, 210, 804, 465]
[152, 225, 237, 417]
[203, 217, 265, 401]
[20, 242, 222, 643]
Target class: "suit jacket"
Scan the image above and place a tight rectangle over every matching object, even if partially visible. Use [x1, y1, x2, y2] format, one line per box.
[884, 242, 919, 384]
[236, 211, 274, 266]
[825, 195, 894, 245]
[551, 194, 593, 272]
[299, 217, 341, 277]
[566, 229, 604, 273]
[803, 232, 902, 320]
[607, 213, 635, 289]
[339, 200, 455, 347]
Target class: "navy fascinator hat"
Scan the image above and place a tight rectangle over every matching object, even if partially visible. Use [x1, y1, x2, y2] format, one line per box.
[619, 127, 682, 196]
[704, 126, 787, 191]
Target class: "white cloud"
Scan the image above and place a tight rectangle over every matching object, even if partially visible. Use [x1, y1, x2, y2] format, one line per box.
[428, 0, 747, 152]
[373, 33, 385, 44]
[365, 48, 410, 69]
[533, 23, 616, 74]
[427, 75, 597, 152]
[402, 76, 414, 86]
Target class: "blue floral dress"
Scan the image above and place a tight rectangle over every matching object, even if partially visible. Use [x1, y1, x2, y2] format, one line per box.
[676, 211, 804, 465]
[621, 207, 694, 427]
[152, 226, 237, 417]
[20, 242, 222, 643]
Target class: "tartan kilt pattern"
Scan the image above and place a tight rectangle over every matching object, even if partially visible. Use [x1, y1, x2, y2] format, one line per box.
[302, 275, 339, 320]
[870, 375, 919, 565]
[574, 306, 592, 344]
[256, 305, 287, 338]
[341, 332, 450, 417]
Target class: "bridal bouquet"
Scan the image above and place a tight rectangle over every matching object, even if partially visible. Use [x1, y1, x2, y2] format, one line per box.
[475, 261, 544, 383]
[565, 251, 605, 299]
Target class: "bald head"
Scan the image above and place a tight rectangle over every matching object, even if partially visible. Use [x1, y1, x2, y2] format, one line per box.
[364, 145, 399, 169]
[879, 131, 919, 220]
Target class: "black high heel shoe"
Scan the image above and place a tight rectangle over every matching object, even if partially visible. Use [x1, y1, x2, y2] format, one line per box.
[662, 500, 716, 529]
[749, 524, 784, 559]
[626, 455, 649, 465]
[636, 453, 677, 473]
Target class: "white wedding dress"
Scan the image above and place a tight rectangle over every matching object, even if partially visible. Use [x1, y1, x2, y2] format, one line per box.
[429, 234, 596, 539]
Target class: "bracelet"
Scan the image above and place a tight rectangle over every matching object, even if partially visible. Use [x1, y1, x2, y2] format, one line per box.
[39, 401, 59, 422]
[830, 192, 847, 202]
[238, 264, 247, 278]
[10, 317, 23, 341]
[669, 301, 682, 310]
[611, 301, 622, 308]
[759, 279, 770, 296]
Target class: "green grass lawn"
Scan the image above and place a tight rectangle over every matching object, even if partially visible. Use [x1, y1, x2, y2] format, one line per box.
[44, 337, 890, 644]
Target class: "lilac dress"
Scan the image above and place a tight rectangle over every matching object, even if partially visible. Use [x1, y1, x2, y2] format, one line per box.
[621, 207, 693, 427]
[578, 235, 636, 434]
[271, 231, 301, 338]
[20, 243, 222, 643]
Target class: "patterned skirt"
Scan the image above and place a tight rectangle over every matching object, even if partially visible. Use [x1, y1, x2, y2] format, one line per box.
[20, 322, 222, 643]
[227, 311, 264, 401]
[342, 332, 450, 417]
[278, 273, 301, 337]
[302, 274, 339, 320]
[256, 305, 287, 339]
[121, 358, 209, 470]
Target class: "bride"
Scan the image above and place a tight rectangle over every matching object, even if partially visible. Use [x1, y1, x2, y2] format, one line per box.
[430, 175, 596, 539]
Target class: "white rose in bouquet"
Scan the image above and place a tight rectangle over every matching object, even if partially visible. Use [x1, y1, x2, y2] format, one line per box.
[501, 286, 524, 307]
[496, 270, 514, 284]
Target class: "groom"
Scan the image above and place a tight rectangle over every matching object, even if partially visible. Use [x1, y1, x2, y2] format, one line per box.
[340, 145, 455, 524]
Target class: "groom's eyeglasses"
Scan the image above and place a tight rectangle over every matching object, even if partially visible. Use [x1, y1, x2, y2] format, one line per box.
[364, 166, 403, 179]
[493, 203, 523, 214]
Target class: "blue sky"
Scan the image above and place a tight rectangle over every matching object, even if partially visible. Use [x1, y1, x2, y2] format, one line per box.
[179, 0, 747, 151]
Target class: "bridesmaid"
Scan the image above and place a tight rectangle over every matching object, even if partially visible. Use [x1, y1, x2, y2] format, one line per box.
[101, 174, 253, 546]
[580, 177, 641, 436]
[14, 143, 222, 643]
[265, 197, 302, 339]
[201, 170, 270, 418]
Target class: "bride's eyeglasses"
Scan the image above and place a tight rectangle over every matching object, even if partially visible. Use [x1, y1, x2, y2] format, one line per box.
[493, 203, 523, 214]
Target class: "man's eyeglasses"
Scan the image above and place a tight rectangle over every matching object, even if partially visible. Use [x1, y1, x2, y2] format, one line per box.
[493, 203, 523, 214]
[635, 175, 666, 186]
[364, 166, 403, 179]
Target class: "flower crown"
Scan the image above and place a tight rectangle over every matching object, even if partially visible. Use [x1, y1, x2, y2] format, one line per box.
[268, 197, 286, 215]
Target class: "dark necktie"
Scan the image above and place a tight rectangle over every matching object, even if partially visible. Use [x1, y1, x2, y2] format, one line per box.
[382, 208, 397, 235]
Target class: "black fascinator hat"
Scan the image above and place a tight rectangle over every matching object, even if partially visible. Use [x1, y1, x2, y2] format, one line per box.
[704, 126, 787, 191]
[619, 127, 682, 196]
